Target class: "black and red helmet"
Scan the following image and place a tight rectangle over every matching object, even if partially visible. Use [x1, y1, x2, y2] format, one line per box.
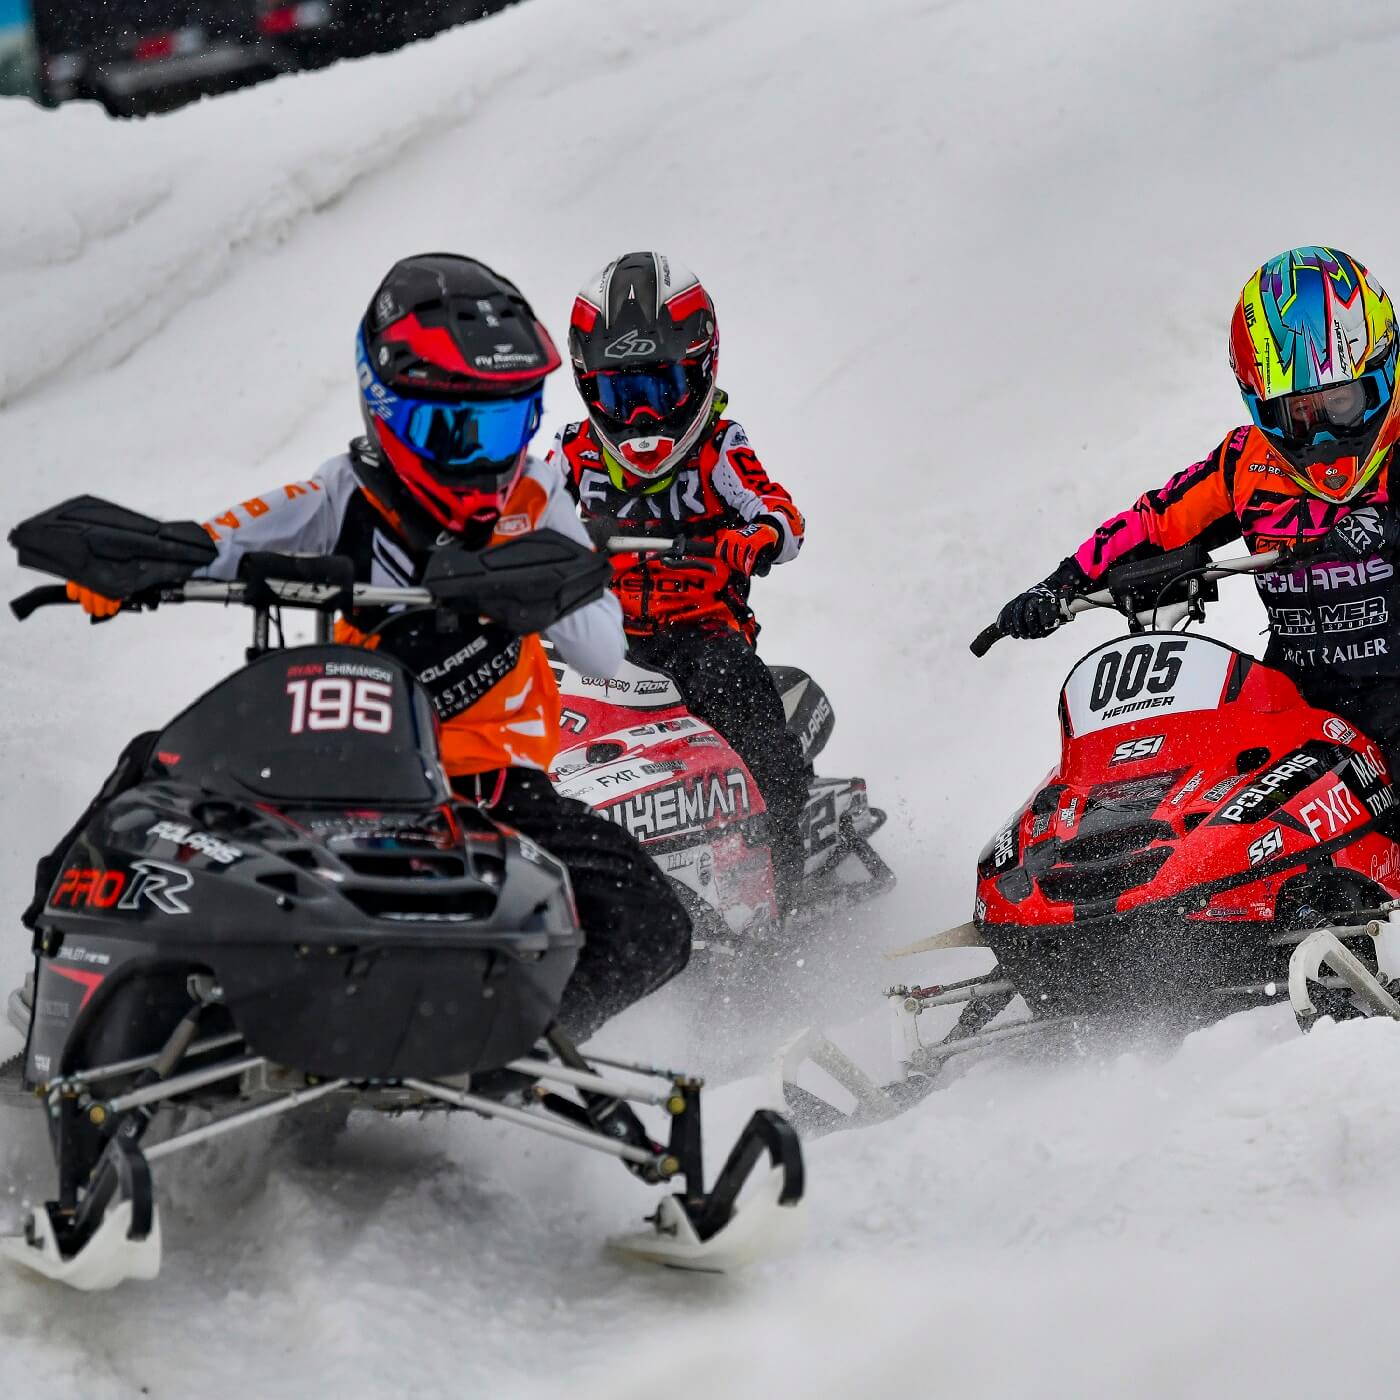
[568, 252, 718, 484]
[356, 254, 561, 536]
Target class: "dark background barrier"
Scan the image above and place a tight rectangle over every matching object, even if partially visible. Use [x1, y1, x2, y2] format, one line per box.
[0, 0, 523, 114]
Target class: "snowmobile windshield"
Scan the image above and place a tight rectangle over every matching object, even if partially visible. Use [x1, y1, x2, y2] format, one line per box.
[150, 647, 450, 805]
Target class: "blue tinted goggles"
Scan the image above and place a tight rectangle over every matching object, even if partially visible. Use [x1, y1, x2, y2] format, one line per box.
[395, 392, 542, 474]
[584, 363, 696, 426]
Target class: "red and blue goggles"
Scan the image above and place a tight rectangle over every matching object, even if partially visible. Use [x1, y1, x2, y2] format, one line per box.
[581, 361, 701, 427]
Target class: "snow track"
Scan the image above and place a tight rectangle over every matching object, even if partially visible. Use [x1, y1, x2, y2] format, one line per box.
[6, 0, 1400, 1394]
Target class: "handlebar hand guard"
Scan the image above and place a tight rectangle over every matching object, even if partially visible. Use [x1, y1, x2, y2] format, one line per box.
[9, 495, 216, 600]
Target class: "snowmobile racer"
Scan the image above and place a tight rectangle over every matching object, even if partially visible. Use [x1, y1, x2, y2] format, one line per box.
[550, 251, 810, 912]
[784, 539, 1400, 1134]
[997, 245, 1400, 768]
[48, 252, 692, 1042]
[4, 505, 806, 1287]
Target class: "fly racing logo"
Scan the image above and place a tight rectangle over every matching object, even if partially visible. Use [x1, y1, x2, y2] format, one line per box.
[117, 861, 194, 916]
[604, 329, 658, 360]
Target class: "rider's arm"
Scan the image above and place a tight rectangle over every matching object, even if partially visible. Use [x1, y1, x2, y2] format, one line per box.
[524, 455, 626, 678]
[709, 422, 805, 565]
[998, 429, 1251, 640]
[196, 456, 361, 580]
[1071, 427, 1250, 582]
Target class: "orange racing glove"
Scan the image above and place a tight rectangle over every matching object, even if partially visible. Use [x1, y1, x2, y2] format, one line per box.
[66, 581, 122, 618]
[714, 521, 781, 577]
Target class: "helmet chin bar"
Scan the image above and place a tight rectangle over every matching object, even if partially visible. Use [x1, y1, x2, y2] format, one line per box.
[377, 422, 526, 536]
[592, 385, 717, 484]
[1277, 395, 1400, 503]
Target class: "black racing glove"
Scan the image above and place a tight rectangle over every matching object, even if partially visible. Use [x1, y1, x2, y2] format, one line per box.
[996, 558, 1088, 640]
[1323, 505, 1400, 562]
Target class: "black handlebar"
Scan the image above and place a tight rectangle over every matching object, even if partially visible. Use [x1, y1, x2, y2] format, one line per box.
[11, 585, 77, 621]
[968, 540, 1322, 659]
[969, 623, 1003, 658]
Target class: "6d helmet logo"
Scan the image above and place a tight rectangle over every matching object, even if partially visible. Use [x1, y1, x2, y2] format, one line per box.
[604, 330, 658, 359]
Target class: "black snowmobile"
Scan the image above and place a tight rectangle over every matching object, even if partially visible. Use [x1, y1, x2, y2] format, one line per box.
[0, 497, 803, 1289]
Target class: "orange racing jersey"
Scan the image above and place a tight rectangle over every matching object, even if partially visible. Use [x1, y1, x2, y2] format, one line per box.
[197, 448, 624, 776]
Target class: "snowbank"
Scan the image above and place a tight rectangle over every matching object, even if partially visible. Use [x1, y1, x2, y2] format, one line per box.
[0, 0, 701, 408]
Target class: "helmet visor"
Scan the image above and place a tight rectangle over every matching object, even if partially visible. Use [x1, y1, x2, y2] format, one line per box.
[582, 362, 700, 427]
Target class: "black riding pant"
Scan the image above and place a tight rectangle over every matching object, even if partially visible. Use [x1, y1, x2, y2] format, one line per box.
[627, 627, 810, 912]
[1299, 674, 1400, 771]
[453, 768, 692, 1042]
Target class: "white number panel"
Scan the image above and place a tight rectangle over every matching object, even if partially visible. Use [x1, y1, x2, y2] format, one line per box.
[1061, 635, 1234, 737]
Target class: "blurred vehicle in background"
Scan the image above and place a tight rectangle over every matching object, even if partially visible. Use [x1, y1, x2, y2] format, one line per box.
[255, 0, 334, 68]
[8, 0, 519, 114]
[329, 0, 517, 57]
[33, 1, 286, 114]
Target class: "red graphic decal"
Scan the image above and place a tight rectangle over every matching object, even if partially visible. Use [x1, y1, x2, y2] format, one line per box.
[51, 868, 126, 909]
[51, 965, 105, 1010]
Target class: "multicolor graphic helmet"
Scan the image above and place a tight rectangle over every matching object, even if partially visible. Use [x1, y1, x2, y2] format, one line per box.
[356, 254, 560, 536]
[1230, 246, 1399, 502]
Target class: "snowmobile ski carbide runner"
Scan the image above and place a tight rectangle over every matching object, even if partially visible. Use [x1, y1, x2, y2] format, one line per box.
[1, 497, 804, 1289]
[550, 536, 894, 953]
[783, 541, 1400, 1134]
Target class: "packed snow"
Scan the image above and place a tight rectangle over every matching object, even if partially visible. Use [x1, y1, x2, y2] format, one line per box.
[4, 0, 1400, 1394]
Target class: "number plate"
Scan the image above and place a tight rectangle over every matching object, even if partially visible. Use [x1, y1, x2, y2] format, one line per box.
[1061, 635, 1234, 736]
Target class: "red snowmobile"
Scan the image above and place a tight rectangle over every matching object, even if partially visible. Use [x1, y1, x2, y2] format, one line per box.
[549, 536, 893, 954]
[784, 542, 1400, 1130]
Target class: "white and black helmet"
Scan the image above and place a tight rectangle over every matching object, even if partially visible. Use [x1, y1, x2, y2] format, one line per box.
[568, 252, 719, 483]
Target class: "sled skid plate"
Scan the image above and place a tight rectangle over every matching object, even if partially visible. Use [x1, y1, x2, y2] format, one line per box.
[1289, 927, 1400, 1025]
[609, 1163, 803, 1273]
[1, 1200, 162, 1291]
